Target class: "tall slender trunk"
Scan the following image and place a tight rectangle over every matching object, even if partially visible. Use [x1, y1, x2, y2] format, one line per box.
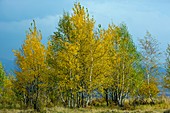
[86, 94, 89, 107]
[71, 92, 74, 108]
[105, 89, 109, 106]
[77, 92, 80, 108]
[82, 92, 84, 107]
[89, 93, 92, 105]
[34, 77, 40, 111]
[113, 91, 118, 104]
[68, 91, 70, 108]
[61, 92, 66, 107]
[147, 73, 150, 96]
[89, 45, 93, 107]
[118, 57, 125, 107]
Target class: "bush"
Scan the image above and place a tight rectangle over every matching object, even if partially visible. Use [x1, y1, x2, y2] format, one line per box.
[91, 98, 105, 107]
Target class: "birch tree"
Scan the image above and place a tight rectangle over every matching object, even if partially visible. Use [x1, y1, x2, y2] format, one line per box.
[164, 44, 170, 90]
[13, 21, 48, 111]
[139, 31, 160, 103]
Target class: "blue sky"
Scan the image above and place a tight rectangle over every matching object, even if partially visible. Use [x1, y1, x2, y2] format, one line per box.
[0, 0, 170, 61]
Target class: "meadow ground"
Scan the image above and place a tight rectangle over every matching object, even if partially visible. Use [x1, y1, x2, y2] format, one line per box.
[0, 97, 170, 113]
[0, 104, 170, 113]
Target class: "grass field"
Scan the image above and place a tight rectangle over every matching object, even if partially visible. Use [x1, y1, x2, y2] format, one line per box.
[0, 104, 170, 113]
[0, 96, 170, 113]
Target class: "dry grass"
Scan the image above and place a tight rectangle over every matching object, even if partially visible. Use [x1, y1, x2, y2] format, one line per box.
[0, 97, 170, 113]
[0, 105, 169, 113]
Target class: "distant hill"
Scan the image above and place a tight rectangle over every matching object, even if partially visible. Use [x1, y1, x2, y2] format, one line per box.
[0, 58, 15, 74]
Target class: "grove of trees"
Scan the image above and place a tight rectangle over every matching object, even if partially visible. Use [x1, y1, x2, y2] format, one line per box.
[0, 3, 170, 112]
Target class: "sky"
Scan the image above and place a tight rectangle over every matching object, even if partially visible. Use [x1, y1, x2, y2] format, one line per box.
[0, 0, 170, 62]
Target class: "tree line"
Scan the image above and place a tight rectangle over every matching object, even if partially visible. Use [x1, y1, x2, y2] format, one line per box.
[0, 3, 170, 112]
